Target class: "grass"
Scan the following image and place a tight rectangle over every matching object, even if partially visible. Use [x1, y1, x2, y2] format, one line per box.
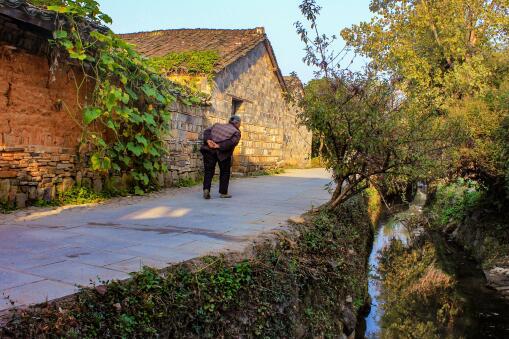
[32, 187, 109, 208]
[427, 179, 509, 269]
[0, 202, 16, 214]
[248, 168, 285, 177]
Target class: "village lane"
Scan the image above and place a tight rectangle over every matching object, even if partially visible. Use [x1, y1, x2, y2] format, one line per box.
[0, 168, 330, 311]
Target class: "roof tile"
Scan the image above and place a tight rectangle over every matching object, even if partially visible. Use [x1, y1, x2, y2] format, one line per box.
[119, 28, 267, 71]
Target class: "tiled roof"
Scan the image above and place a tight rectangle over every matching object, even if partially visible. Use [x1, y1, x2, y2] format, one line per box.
[119, 28, 287, 89]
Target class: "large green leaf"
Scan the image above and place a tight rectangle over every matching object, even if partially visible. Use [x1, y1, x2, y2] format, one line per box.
[84, 107, 103, 125]
[127, 142, 143, 157]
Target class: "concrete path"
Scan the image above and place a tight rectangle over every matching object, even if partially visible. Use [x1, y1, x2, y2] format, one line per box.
[0, 168, 330, 311]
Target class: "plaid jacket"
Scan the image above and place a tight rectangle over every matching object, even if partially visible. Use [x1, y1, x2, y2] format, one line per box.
[201, 123, 241, 161]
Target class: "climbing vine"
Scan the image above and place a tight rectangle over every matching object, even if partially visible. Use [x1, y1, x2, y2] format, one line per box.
[38, 0, 203, 193]
[148, 50, 220, 77]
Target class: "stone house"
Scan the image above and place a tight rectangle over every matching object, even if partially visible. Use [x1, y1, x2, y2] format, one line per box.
[0, 1, 311, 207]
[121, 28, 312, 174]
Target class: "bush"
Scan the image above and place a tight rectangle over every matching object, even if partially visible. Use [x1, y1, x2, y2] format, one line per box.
[429, 179, 484, 227]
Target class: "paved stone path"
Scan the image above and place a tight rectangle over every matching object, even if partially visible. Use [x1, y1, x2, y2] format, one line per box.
[0, 168, 330, 311]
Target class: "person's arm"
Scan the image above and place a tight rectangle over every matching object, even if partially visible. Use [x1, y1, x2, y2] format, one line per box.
[218, 131, 241, 151]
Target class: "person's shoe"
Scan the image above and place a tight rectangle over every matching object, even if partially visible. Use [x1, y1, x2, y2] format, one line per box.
[203, 189, 211, 200]
[220, 193, 232, 199]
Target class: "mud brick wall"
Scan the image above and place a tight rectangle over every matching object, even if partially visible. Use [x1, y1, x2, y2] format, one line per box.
[0, 16, 88, 207]
[207, 42, 311, 173]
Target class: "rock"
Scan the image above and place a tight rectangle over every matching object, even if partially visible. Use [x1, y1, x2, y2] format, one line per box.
[0, 179, 10, 203]
[62, 178, 74, 192]
[93, 178, 102, 193]
[340, 306, 357, 336]
[43, 187, 52, 201]
[75, 171, 83, 187]
[156, 172, 164, 187]
[0, 170, 17, 178]
[121, 173, 132, 190]
[289, 216, 305, 224]
[81, 177, 92, 189]
[28, 187, 37, 200]
[15, 193, 27, 208]
[345, 295, 353, 304]
[95, 285, 107, 295]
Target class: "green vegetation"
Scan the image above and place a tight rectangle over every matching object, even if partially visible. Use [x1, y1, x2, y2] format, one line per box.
[427, 180, 509, 269]
[309, 156, 325, 168]
[0, 190, 381, 338]
[296, 3, 452, 209]
[0, 202, 16, 214]
[174, 176, 203, 188]
[341, 0, 509, 205]
[31, 187, 109, 207]
[296, 0, 509, 210]
[248, 168, 285, 177]
[33, 0, 204, 195]
[148, 50, 220, 77]
[429, 180, 485, 227]
[61, 187, 107, 205]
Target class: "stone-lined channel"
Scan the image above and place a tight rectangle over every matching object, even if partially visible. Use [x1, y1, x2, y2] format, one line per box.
[363, 191, 509, 338]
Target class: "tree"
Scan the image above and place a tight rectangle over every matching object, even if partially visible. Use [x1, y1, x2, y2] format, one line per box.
[342, 0, 509, 111]
[296, 1, 453, 208]
[342, 0, 509, 200]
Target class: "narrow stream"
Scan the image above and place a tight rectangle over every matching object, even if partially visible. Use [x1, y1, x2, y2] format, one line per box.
[364, 191, 426, 338]
[364, 191, 509, 338]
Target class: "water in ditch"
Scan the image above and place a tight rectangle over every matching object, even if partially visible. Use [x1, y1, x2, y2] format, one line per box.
[364, 191, 509, 338]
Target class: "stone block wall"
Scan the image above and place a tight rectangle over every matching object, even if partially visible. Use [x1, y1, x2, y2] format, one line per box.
[0, 146, 78, 207]
[206, 42, 311, 173]
[282, 84, 312, 168]
[0, 29, 206, 206]
[162, 102, 207, 186]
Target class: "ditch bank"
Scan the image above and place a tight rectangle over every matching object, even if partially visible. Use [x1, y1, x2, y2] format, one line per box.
[0, 190, 381, 338]
[364, 190, 509, 338]
[445, 211, 509, 301]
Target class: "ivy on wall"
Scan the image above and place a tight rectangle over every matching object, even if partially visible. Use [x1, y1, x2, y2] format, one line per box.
[148, 50, 220, 77]
[33, 0, 203, 194]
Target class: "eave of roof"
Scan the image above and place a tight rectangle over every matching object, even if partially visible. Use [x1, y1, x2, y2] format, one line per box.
[0, 0, 56, 31]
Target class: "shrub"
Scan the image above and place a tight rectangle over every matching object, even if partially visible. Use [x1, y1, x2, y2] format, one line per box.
[429, 179, 484, 227]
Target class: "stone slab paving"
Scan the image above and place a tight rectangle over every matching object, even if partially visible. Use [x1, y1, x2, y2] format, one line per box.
[0, 168, 331, 311]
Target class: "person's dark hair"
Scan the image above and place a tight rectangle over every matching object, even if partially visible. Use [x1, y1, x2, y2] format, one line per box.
[229, 115, 241, 124]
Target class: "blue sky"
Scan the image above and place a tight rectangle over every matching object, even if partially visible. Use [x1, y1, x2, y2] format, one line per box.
[99, 0, 373, 83]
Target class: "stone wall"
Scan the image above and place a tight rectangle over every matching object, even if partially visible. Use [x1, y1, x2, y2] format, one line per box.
[0, 29, 203, 206]
[162, 102, 207, 186]
[282, 82, 312, 168]
[206, 42, 311, 173]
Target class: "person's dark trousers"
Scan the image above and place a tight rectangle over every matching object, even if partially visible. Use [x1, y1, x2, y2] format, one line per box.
[202, 151, 232, 195]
